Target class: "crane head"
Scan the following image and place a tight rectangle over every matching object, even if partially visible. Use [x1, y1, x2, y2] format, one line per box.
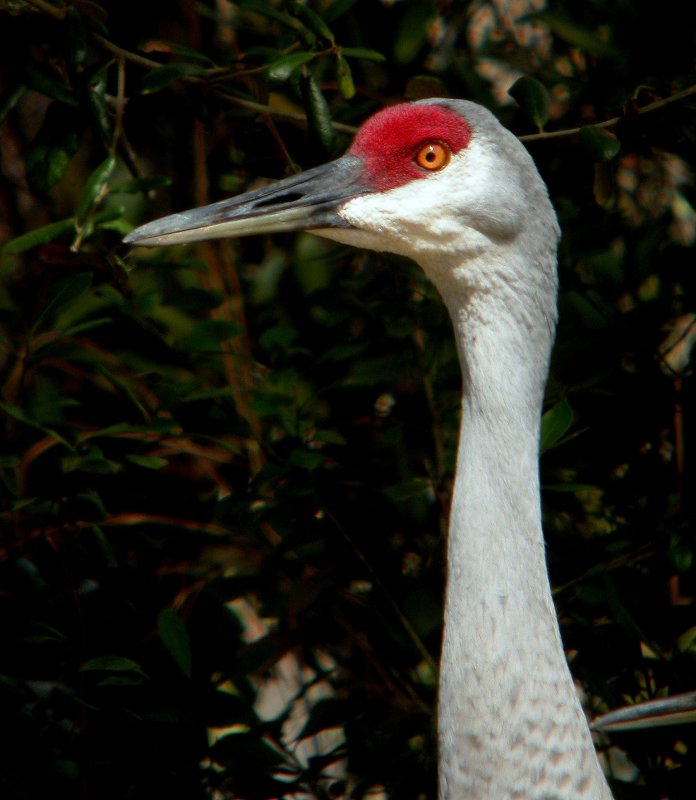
[124, 99, 556, 277]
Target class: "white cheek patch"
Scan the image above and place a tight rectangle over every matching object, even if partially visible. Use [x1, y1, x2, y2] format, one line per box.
[338, 138, 527, 251]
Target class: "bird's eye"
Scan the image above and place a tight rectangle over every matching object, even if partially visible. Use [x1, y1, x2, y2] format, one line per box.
[415, 142, 450, 171]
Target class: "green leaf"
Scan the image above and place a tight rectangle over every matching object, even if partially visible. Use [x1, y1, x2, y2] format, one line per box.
[76, 156, 117, 222]
[237, 0, 300, 30]
[267, 52, 315, 82]
[39, 272, 93, 324]
[0, 400, 70, 447]
[158, 608, 193, 678]
[188, 319, 241, 351]
[96, 363, 150, 420]
[336, 54, 355, 99]
[579, 125, 621, 162]
[80, 656, 148, 677]
[669, 533, 694, 573]
[384, 477, 434, 503]
[148, 41, 215, 65]
[301, 73, 334, 151]
[508, 76, 550, 131]
[139, 63, 208, 94]
[324, 0, 359, 23]
[0, 85, 25, 127]
[62, 445, 121, 475]
[340, 46, 386, 62]
[562, 290, 611, 330]
[97, 675, 146, 687]
[288, 448, 324, 470]
[61, 317, 113, 338]
[540, 397, 573, 454]
[65, 8, 87, 66]
[259, 322, 298, 353]
[294, 2, 335, 43]
[87, 65, 113, 145]
[21, 59, 78, 106]
[25, 103, 84, 193]
[394, 2, 431, 64]
[110, 175, 172, 194]
[310, 429, 347, 446]
[2, 218, 76, 254]
[126, 454, 169, 470]
[677, 626, 696, 654]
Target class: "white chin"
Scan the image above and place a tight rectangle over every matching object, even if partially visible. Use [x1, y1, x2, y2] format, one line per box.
[312, 226, 386, 252]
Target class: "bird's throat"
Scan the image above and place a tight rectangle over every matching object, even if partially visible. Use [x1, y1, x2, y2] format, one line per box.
[436, 291, 612, 799]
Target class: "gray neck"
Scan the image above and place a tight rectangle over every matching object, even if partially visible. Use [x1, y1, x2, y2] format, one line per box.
[424, 262, 613, 800]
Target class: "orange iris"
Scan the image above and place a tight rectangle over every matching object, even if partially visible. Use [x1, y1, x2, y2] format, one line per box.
[415, 142, 450, 171]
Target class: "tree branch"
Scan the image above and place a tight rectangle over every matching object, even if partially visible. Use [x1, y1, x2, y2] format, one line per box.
[520, 82, 696, 142]
[93, 33, 696, 144]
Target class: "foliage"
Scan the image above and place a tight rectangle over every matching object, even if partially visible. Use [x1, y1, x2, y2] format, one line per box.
[0, 1, 695, 798]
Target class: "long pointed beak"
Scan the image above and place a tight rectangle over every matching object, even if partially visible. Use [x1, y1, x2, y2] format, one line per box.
[124, 154, 369, 247]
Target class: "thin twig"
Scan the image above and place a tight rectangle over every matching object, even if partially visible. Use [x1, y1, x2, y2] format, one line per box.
[520, 82, 696, 142]
[94, 33, 164, 71]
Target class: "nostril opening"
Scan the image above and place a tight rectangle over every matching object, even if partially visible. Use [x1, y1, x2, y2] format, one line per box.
[254, 191, 305, 208]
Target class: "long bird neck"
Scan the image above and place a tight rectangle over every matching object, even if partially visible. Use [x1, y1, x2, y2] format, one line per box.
[422, 247, 613, 799]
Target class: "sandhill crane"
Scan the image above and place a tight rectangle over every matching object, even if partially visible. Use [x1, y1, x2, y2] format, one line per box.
[125, 99, 615, 799]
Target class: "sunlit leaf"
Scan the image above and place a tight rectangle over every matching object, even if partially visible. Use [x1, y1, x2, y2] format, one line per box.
[76, 156, 117, 222]
[336, 54, 355, 99]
